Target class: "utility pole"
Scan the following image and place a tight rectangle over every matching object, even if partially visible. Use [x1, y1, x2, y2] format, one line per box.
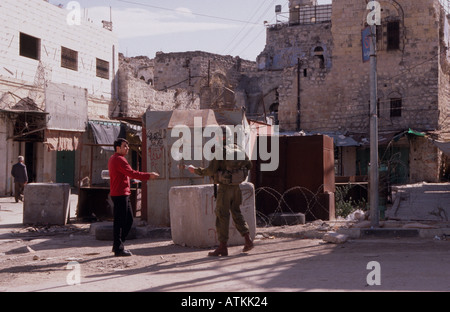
[369, 24, 379, 228]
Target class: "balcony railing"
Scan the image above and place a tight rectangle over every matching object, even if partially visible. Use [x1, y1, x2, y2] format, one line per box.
[270, 4, 332, 28]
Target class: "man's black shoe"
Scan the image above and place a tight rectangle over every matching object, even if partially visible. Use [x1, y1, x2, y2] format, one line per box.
[114, 250, 132, 257]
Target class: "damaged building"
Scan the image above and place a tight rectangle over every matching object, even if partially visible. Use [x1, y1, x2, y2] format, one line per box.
[135, 0, 450, 198]
[237, 0, 450, 185]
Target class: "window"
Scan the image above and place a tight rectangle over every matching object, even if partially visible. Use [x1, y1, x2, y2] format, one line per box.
[61, 47, 78, 71]
[387, 21, 400, 50]
[19, 33, 40, 60]
[375, 20, 401, 51]
[314, 47, 325, 69]
[96, 58, 109, 79]
[390, 98, 402, 117]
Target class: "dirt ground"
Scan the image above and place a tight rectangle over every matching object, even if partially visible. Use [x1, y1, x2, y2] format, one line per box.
[1, 196, 450, 293]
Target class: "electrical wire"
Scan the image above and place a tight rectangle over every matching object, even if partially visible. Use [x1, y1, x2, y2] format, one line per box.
[221, 0, 273, 55]
[223, 0, 278, 56]
[236, 3, 291, 58]
[115, 0, 261, 25]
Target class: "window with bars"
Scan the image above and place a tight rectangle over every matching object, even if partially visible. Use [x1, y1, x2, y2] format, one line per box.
[375, 20, 401, 51]
[390, 98, 402, 117]
[387, 21, 400, 51]
[96, 58, 109, 79]
[61, 47, 78, 71]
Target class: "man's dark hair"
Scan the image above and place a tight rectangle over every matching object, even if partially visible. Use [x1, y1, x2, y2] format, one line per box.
[113, 138, 129, 152]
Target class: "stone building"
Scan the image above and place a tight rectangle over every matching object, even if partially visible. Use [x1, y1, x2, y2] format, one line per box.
[237, 0, 450, 184]
[117, 51, 258, 119]
[152, 51, 256, 110]
[117, 53, 200, 118]
[0, 0, 119, 195]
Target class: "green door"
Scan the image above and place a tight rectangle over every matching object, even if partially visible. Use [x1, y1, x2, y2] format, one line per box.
[56, 151, 75, 186]
[356, 146, 409, 185]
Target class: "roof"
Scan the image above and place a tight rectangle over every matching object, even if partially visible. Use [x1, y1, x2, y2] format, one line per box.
[145, 109, 248, 130]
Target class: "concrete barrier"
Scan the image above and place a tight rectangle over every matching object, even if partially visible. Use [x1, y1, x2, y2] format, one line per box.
[169, 182, 256, 248]
[23, 183, 71, 225]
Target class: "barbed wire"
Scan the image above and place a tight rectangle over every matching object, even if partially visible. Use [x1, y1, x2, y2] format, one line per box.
[253, 147, 445, 226]
[255, 184, 332, 226]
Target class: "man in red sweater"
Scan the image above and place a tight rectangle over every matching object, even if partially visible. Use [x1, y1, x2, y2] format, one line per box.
[109, 138, 159, 257]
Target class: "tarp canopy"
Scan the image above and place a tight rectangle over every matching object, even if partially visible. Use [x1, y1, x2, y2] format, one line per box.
[45, 130, 82, 151]
[89, 120, 121, 151]
[88, 120, 142, 152]
[433, 141, 450, 157]
[281, 128, 427, 147]
[310, 132, 360, 147]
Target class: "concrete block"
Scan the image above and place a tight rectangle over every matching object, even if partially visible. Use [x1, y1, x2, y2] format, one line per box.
[268, 212, 306, 226]
[323, 232, 349, 244]
[23, 183, 71, 225]
[361, 228, 419, 238]
[92, 222, 137, 241]
[169, 182, 256, 248]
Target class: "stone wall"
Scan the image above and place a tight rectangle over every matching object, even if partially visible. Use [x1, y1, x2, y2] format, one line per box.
[118, 54, 200, 118]
[438, 11, 450, 140]
[154, 51, 255, 90]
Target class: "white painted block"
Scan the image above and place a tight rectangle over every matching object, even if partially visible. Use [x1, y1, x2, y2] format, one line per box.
[169, 182, 256, 248]
[23, 183, 71, 225]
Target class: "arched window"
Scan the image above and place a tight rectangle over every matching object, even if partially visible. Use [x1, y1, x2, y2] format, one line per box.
[314, 46, 325, 69]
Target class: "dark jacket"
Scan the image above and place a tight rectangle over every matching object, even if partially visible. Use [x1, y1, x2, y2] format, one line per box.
[11, 162, 28, 183]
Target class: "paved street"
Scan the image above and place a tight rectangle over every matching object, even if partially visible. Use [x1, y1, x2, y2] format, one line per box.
[1, 195, 450, 294]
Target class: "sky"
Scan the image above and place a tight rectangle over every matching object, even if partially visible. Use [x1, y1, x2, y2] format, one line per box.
[50, 0, 332, 61]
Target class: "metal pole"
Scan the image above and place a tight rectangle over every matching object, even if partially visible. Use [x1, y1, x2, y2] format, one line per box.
[369, 24, 379, 227]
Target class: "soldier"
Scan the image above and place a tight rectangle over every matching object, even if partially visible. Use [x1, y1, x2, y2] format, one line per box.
[188, 125, 254, 256]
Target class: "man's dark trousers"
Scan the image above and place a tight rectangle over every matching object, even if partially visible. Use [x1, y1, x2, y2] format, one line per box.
[111, 195, 133, 253]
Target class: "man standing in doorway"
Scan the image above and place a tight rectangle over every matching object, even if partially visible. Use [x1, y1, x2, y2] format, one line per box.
[11, 156, 28, 203]
[108, 138, 159, 257]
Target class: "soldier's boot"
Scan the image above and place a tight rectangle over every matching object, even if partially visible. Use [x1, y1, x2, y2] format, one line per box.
[242, 233, 254, 252]
[208, 242, 228, 257]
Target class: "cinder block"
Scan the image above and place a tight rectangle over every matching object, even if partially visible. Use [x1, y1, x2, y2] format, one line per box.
[268, 212, 306, 226]
[323, 232, 349, 244]
[169, 183, 256, 248]
[23, 183, 71, 225]
[93, 222, 137, 241]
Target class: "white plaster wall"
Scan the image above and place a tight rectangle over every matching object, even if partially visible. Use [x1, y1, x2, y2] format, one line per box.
[0, 0, 118, 102]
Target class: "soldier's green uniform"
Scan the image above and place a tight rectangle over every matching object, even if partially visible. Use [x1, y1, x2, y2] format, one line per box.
[194, 144, 252, 244]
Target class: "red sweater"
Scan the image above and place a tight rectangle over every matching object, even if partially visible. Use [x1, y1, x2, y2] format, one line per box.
[108, 153, 151, 196]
